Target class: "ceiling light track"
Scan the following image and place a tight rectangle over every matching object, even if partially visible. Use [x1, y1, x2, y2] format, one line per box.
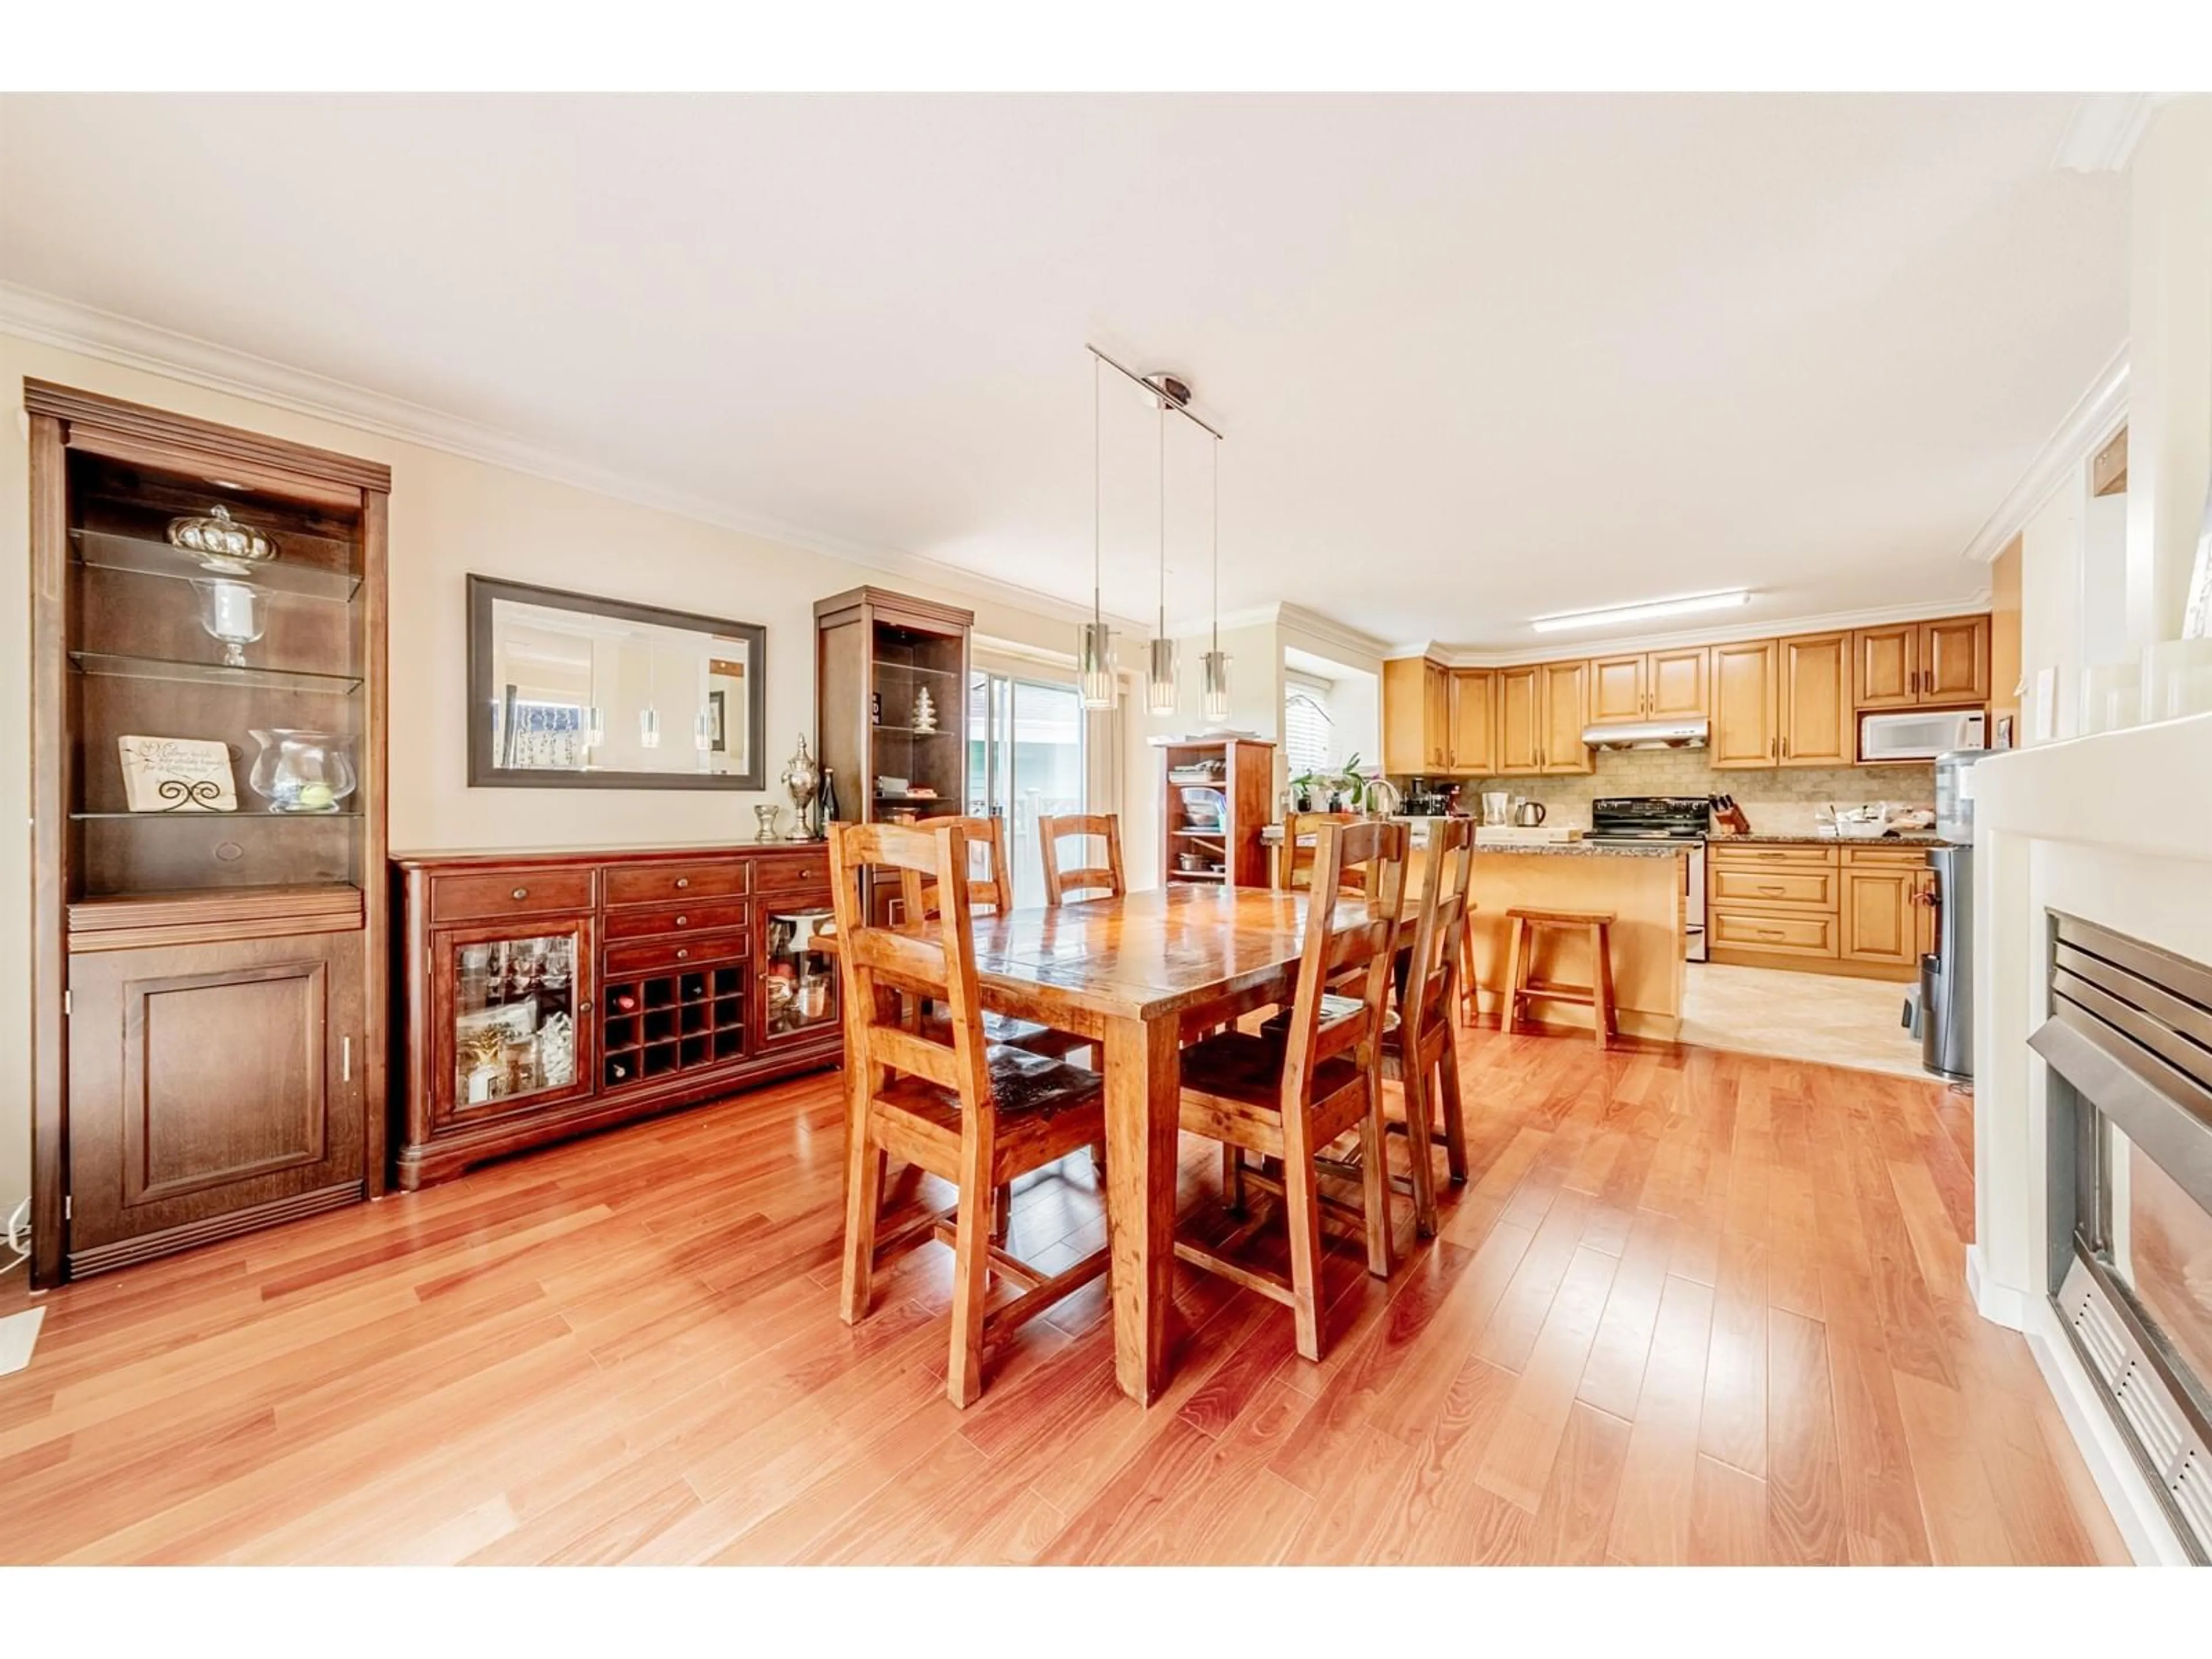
[1085, 344, 1226, 441]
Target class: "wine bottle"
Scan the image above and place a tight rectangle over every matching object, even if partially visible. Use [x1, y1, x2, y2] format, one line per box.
[817, 767, 839, 836]
[612, 991, 638, 1014]
[607, 1061, 629, 1083]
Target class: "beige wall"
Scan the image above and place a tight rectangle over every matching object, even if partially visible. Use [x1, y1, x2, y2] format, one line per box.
[0, 333, 1086, 1217]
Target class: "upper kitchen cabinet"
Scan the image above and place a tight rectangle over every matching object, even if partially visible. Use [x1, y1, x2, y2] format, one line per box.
[1494, 664, 1543, 775]
[1448, 668, 1494, 775]
[1589, 647, 1708, 724]
[1382, 655, 1453, 774]
[1853, 615, 1991, 709]
[1777, 631, 1852, 766]
[1709, 639, 1778, 768]
[1539, 659, 1594, 774]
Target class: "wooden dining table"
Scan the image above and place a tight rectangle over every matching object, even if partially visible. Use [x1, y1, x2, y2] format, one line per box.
[964, 882, 1365, 1405]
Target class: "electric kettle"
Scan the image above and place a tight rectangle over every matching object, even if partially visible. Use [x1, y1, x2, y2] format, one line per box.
[1513, 800, 1547, 827]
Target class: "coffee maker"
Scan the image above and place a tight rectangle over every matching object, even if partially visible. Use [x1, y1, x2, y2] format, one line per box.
[1399, 777, 1454, 816]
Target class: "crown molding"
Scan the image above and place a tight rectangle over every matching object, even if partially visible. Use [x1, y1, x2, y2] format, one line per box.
[1158, 600, 1392, 666]
[1383, 591, 1995, 669]
[1959, 343, 2129, 565]
[0, 282, 1151, 637]
[2051, 94, 2167, 175]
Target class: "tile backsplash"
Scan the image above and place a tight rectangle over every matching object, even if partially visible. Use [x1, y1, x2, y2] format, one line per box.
[1426, 749, 1935, 835]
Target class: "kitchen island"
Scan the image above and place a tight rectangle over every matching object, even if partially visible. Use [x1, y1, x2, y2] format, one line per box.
[1264, 820, 1688, 1041]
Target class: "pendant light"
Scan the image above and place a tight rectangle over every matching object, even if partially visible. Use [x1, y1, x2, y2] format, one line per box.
[1145, 387, 1179, 715]
[1200, 434, 1231, 722]
[639, 650, 661, 748]
[1077, 354, 1116, 709]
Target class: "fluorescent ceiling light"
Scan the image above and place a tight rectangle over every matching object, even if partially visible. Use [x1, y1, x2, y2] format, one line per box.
[1531, 589, 1752, 634]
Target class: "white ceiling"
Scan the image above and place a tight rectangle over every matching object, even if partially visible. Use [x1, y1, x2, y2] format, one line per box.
[0, 94, 2127, 648]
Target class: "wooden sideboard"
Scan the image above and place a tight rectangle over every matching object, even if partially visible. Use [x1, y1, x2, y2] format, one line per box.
[392, 843, 841, 1188]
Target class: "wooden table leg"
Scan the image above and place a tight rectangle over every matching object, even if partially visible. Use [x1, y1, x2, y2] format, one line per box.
[1104, 1009, 1180, 1405]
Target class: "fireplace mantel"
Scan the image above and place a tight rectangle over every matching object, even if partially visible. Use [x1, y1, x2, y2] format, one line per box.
[1972, 709, 2212, 1563]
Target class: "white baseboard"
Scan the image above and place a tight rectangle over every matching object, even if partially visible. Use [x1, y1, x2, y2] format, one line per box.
[1965, 1243, 2029, 1330]
[2022, 1298, 2191, 1565]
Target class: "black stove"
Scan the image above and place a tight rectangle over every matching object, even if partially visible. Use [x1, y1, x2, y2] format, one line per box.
[1588, 796, 1711, 841]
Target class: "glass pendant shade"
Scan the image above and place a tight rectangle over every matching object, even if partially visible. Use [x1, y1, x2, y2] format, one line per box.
[1077, 620, 1116, 709]
[1201, 648, 1232, 722]
[638, 706, 661, 749]
[693, 708, 714, 751]
[1146, 637, 1179, 714]
[582, 706, 605, 749]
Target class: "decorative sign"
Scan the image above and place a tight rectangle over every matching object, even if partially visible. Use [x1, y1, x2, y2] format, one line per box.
[117, 735, 238, 813]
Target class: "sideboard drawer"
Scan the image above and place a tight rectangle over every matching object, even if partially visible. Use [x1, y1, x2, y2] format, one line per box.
[603, 859, 751, 906]
[429, 866, 596, 924]
[754, 850, 832, 893]
[601, 897, 751, 941]
[604, 929, 750, 976]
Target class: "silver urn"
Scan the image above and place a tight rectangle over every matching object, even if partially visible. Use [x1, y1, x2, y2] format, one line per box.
[781, 734, 820, 840]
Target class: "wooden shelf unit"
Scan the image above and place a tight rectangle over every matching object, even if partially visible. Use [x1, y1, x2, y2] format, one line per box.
[1156, 737, 1276, 888]
[28, 381, 391, 1286]
[815, 585, 974, 831]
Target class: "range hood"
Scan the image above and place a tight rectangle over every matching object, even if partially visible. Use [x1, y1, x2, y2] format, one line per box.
[1580, 717, 1710, 751]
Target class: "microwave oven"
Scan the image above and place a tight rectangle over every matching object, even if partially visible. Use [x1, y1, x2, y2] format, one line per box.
[1859, 708, 1984, 763]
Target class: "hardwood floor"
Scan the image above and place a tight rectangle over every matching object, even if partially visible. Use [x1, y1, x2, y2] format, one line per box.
[0, 1029, 2128, 1565]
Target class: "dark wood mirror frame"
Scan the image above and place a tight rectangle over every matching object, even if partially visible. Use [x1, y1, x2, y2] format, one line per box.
[467, 574, 768, 790]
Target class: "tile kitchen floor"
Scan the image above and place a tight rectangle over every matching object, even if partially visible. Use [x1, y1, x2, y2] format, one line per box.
[1681, 961, 1929, 1080]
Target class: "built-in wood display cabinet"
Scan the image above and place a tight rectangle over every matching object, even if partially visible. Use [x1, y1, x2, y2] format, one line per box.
[26, 383, 391, 1286]
[1384, 612, 1990, 778]
[393, 844, 840, 1187]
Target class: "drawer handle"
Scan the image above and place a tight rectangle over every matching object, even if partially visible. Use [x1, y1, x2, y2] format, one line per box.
[1757, 884, 1786, 894]
[675, 877, 690, 889]
[675, 948, 689, 960]
[512, 887, 529, 900]
[675, 915, 688, 927]
[1756, 928, 1786, 938]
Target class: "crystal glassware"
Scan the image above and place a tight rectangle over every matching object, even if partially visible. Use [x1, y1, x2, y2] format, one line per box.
[191, 577, 267, 667]
[247, 729, 358, 813]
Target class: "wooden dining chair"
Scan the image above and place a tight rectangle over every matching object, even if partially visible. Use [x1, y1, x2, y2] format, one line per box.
[828, 821, 1111, 1408]
[1036, 812, 1126, 906]
[1374, 816, 1475, 1233]
[1174, 818, 1408, 1361]
[1274, 811, 1363, 895]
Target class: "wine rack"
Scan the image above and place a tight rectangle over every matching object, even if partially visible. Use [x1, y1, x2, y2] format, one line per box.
[600, 964, 746, 1089]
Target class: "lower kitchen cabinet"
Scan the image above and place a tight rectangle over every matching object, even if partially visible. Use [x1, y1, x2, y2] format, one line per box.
[394, 844, 840, 1188]
[1706, 840, 1932, 982]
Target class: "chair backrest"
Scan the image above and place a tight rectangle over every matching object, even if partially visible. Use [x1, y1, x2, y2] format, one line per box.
[1277, 819, 1408, 1108]
[907, 815, 1012, 920]
[1277, 811, 1364, 895]
[827, 821, 993, 1113]
[1400, 817, 1476, 1048]
[1036, 812, 1125, 906]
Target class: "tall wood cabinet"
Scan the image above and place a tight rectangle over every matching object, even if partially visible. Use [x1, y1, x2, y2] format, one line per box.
[815, 586, 974, 829]
[392, 844, 839, 1188]
[28, 383, 389, 1285]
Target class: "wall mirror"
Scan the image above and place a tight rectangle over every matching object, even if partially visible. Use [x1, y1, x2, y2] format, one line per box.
[468, 575, 767, 789]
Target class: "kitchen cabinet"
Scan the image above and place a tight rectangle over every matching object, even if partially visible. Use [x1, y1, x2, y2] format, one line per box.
[1852, 615, 1991, 709]
[1448, 669, 1494, 775]
[1494, 665, 1543, 775]
[1710, 639, 1779, 769]
[1778, 631, 1852, 766]
[1590, 647, 1708, 724]
[1539, 659, 1594, 774]
[1707, 840, 1928, 980]
[1382, 655, 1453, 775]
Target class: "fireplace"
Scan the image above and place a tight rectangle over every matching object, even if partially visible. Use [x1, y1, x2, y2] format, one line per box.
[2035, 913, 2212, 1560]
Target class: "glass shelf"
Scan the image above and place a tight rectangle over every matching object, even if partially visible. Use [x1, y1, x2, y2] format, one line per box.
[70, 809, 362, 821]
[71, 529, 362, 602]
[69, 650, 363, 694]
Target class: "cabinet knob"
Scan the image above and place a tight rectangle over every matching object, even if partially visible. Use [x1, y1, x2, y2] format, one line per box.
[675, 915, 688, 927]
[511, 887, 528, 900]
[579, 999, 592, 1014]
[675, 877, 690, 889]
[676, 948, 689, 960]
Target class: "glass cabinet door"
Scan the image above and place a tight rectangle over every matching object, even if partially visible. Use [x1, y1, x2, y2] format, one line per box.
[449, 926, 589, 1108]
[762, 907, 838, 1041]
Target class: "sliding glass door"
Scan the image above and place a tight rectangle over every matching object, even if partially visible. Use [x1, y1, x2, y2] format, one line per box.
[968, 671, 1085, 910]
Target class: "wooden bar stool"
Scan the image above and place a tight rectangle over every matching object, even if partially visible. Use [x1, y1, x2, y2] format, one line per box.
[1499, 907, 1618, 1049]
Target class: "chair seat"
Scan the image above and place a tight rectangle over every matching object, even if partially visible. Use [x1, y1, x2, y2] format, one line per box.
[1505, 906, 1616, 926]
[1257, 994, 1397, 1043]
[878, 1043, 1104, 1130]
[1179, 1029, 1361, 1112]
[921, 1009, 1093, 1060]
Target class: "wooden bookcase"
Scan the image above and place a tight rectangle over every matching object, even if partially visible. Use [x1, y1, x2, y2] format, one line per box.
[813, 585, 974, 827]
[1155, 737, 1277, 888]
[27, 382, 390, 1285]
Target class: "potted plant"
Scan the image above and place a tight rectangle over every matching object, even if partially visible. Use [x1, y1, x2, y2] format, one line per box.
[1289, 771, 1319, 814]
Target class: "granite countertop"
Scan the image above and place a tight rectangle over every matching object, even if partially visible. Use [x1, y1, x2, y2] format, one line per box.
[1711, 833, 1950, 847]
[1472, 840, 1685, 859]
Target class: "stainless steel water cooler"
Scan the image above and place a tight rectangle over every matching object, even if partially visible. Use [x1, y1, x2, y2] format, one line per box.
[1918, 748, 1990, 1081]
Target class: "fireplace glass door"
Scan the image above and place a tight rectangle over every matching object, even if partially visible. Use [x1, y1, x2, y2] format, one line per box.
[2101, 1128, 2212, 1410]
